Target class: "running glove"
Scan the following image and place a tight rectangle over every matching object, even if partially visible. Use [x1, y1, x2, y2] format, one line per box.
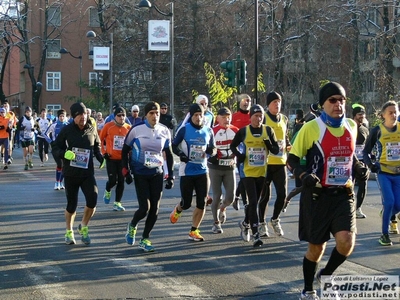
[165, 177, 174, 189]
[179, 153, 190, 163]
[369, 162, 381, 173]
[64, 150, 75, 160]
[354, 161, 369, 180]
[302, 173, 320, 187]
[99, 158, 106, 169]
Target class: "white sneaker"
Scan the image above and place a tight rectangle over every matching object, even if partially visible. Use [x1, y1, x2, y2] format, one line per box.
[356, 208, 366, 219]
[300, 290, 319, 300]
[40, 162, 44, 167]
[269, 218, 284, 236]
[60, 182, 65, 189]
[259, 222, 269, 237]
[54, 182, 60, 190]
[212, 223, 223, 234]
[239, 221, 251, 242]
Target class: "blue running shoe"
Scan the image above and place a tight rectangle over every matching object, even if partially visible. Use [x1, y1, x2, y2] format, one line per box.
[103, 190, 111, 204]
[113, 202, 125, 211]
[139, 238, 154, 252]
[65, 230, 76, 245]
[77, 224, 91, 245]
[125, 223, 137, 245]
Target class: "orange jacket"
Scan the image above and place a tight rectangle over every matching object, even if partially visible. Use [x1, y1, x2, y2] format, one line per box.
[99, 121, 131, 160]
[0, 116, 10, 139]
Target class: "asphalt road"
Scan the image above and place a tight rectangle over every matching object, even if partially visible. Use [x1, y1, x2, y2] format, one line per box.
[0, 147, 399, 300]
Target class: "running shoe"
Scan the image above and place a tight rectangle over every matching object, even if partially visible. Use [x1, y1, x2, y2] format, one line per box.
[212, 223, 223, 234]
[253, 232, 263, 247]
[379, 234, 393, 246]
[40, 162, 44, 167]
[389, 221, 399, 234]
[65, 230, 76, 245]
[3, 165, 8, 170]
[259, 222, 269, 238]
[77, 224, 91, 245]
[113, 202, 125, 211]
[54, 182, 60, 190]
[232, 196, 240, 210]
[219, 209, 227, 224]
[139, 238, 155, 252]
[188, 229, 204, 241]
[356, 208, 366, 219]
[169, 205, 182, 224]
[103, 190, 111, 204]
[300, 290, 319, 300]
[24, 163, 28, 171]
[125, 223, 137, 245]
[7, 158, 12, 165]
[239, 221, 251, 242]
[269, 218, 284, 236]
[28, 160, 33, 168]
[60, 182, 65, 189]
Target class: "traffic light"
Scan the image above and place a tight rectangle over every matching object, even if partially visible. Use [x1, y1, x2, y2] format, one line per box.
[239, 59, 247, 86]
[220, 60, 236, 87]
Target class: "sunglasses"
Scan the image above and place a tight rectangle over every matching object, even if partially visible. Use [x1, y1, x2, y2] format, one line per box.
[116, 114, 125, 117]
[327, 97, 346, 104]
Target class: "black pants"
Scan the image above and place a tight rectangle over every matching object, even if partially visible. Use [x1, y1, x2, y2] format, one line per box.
[37, 137, 49, 162]
[131, 173, 164, 239]
[105, 159, 124, 202]
[180, 174, 209, 210]
[65, 175, 98, 212]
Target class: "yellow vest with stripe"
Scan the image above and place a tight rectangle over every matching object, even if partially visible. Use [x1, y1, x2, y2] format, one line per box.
[378, 123, 400, 173]
[264, 113, 287, 165]
[243, 125, 269, 177]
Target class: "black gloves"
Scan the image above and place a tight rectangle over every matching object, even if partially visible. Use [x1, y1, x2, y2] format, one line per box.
[165, 176, 174, 189]
[179, 152, 190, 163]
[122, 167, 133, 184]
[302, 173, 320, 187]
[208, 155, 218, 165]
[103, 153, 111, 160]
[354, 161, 370, 181]
[369, 162, 381, 173]
[205, 145, 214, 155]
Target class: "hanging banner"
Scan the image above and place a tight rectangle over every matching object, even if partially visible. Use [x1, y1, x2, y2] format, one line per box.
[93, 47, 110, 70]
[148, 20, 170, 51]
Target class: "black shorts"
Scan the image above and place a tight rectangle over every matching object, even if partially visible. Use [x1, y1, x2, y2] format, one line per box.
[21, 140, 35, 148]
[299, 186, 356, 244]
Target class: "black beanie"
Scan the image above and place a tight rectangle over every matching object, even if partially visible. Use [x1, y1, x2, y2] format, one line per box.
[250, 104, 264, 117]
[144, 101, 160, 115]
[319, 82, 346, 106]
[189, 103, 204, 116]
[57, 109, 66, 117]
[266, 91, 282, 106]
[70, 102, 87, 118]
[296, 109, 304, 118]
[352, 104, 366, 117]
[114, 107, 126, 116]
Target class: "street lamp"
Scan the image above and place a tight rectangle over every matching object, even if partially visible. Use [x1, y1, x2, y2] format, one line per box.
[86, 30, 113, 115]
[138, 0, 175, 119]
[59, 48, 83, 100]
[254, 0, 259, 104]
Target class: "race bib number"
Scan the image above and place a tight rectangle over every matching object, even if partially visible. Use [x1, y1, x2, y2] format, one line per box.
[219, 158, 234, 166]
[23, 129, 34, 139]
[113, 135, 124, 151]
[248, 147, 266, 166]
[189, 145, 206, 164]
[144, 151, 163, 168]
[70, 147, 90, 169]
[325, 156, 352, 185]
[386, 142, 400, 161]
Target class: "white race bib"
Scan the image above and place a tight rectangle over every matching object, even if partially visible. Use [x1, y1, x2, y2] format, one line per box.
[70, 147, 90, 169]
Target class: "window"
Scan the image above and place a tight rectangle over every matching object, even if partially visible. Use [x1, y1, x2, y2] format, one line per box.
[89, 72, 103, 86]
[46, 104, 61, 111]
[89, 7, 100, 27]
[46, 72, 61, 91]
[48, 5, 61, 27]
[46, 39, 61, 59]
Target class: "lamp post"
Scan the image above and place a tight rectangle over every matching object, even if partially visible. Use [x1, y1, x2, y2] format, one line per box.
[59, 48, 83, 100]
[86, 31, 113, 115]
[254, 0, 259, 104]
[138, 0, 174, 119]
